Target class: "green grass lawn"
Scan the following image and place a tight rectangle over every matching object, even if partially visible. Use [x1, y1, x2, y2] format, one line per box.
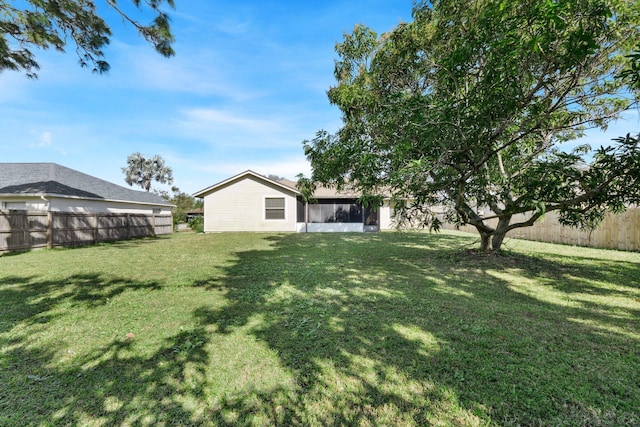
[1, 231, 639, 426]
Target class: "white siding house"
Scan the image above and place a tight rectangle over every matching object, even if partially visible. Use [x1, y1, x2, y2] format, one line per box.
[194, 171, 299, 232]
[0, 163, 173, 215]
[193, 170, 395, 233]
[1, 163, 174, 252]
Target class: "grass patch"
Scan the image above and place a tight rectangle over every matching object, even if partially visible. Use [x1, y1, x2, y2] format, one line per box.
[1, 231, 639, 426]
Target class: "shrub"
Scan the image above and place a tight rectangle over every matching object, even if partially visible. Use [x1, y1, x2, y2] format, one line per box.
[188, 216, 204, 233]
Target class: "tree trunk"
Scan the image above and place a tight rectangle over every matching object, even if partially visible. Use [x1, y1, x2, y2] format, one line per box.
[491, 216, 512, 252]
[478, 215, 511, 252]
[480, 231, 493, 252]
[491, 230, 507, 251]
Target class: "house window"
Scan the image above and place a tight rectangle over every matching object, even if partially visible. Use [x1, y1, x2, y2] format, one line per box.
[265, 197, 285, 220]
[3, 202, 27, 210]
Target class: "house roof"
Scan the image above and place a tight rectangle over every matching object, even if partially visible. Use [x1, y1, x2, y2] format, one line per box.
[193, 170, 302, 198]
[193, 170, 367, 199]
[0, 163, 172, 207]
[276, 177, 367, 198]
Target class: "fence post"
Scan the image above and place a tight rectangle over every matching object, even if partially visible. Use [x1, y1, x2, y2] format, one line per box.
[127, 213, 131, 239]
[93, 213, 98, 244]
[47, 211, 53, 249]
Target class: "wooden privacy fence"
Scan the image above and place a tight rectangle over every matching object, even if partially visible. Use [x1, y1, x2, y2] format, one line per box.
[0, 210, 173, 253]
[441, 208, 640, 251]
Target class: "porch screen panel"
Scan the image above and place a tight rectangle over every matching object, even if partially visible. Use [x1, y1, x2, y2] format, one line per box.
[308, 203, 322, 223]
[320, 201, 336, 223]
[265, 197, 285, 220]
[349, 204, 363, 223]
[334, 202, 351, 222]
[308, 199, 362, 223]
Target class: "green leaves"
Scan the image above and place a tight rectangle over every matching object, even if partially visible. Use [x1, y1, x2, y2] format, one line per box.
[333, 24, 378, 83]
[305, 0, 640, 251]
[0, 0, 175, 77]
[619, 49, 640, 90]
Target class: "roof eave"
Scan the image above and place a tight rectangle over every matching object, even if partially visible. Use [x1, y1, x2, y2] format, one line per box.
[193, 170, 301, 198]
[0, 192, 174, 208]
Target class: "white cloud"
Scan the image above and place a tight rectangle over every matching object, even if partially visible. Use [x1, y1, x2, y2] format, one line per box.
[18, 130, 66, 155]
[171, 107, 313, 150]
[37, 131, 52, 147]
[179, 108, 282, 133]
[109, 43, 264, 101]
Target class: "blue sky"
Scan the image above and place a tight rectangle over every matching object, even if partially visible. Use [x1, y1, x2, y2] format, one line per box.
[1, 1, 638, 196]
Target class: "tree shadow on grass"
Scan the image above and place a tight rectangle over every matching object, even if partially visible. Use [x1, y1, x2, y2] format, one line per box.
[0, 274, 161, 334]
[62, 235, 172, 251]
[1, 232, 639, 426]
[192, 232, 640, 425]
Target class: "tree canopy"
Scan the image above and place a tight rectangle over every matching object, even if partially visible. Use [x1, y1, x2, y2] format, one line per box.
[0, 0, 175, 78]
[122, 152, 173, 192]
[155, 185, 202, 223]
[304, 0, 640, 251]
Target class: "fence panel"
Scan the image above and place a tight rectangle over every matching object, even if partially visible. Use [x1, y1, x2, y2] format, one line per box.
[441, 208, 640, 251]
[0, 211, 49, 252]
[128, 214, 154, 238]
[153, 215, 174, 235]
[51, 212, 97, 247]
[1, 210, 172, 253]
[96, 214, 128, 241]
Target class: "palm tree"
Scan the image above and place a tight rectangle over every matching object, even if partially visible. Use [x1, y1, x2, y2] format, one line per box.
[296, 173, 316, 233]
[122, 152, 173, 192]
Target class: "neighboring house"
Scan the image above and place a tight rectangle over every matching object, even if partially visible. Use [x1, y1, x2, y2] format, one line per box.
[193, 170, 395, 233]
[185, 208, 204, 222]
[0, 162, 173, 214]
[0, 163, 174, 252]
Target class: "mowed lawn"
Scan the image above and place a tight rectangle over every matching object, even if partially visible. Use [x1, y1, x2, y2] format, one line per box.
[1, 231, 639, 426]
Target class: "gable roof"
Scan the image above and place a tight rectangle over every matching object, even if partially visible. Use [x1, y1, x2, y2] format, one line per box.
[193, 170, 302, 198]
[0, 163, 172, 207]
[193, 170, 370, 199]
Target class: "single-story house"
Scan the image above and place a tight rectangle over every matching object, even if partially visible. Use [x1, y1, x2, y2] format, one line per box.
[193, 170, 395, 232]
[0, 162, 173, 214]
[1, 163, 174, 252]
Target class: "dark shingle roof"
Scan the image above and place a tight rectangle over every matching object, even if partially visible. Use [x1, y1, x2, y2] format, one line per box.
[0, 163, 172, 206]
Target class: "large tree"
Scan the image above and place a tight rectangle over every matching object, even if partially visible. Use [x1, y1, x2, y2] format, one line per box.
[122, 152, 173, 192]
[0, 0, 175, 78]
[304, 0, 640, 251]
